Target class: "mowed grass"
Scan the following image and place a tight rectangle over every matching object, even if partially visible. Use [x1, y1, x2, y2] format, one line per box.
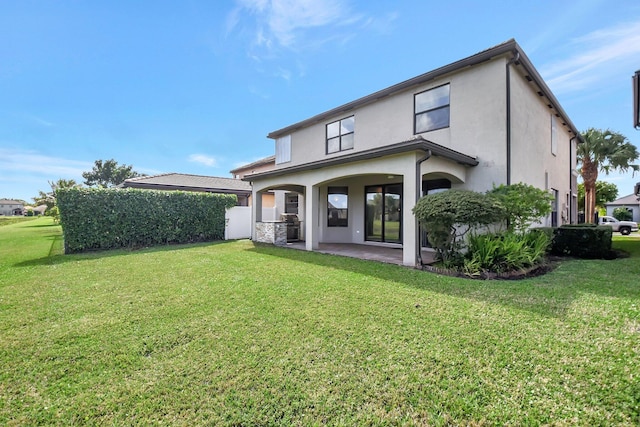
[1, 218, 639, 425]
[0, 216, 36, 227]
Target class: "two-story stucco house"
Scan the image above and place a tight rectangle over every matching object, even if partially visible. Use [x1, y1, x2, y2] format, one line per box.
[0, 199, 24, 216]
[244, 39, 581, 267]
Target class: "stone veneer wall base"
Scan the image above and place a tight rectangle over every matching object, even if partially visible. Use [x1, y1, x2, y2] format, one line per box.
[255, 221, 287, 246]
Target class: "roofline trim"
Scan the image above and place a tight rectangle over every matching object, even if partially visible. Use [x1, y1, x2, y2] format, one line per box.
[243, 136, 478, 181]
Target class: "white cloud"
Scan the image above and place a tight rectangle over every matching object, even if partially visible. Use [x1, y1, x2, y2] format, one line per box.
[188, 154, 217, 167]
[541, 20, 640, 94]
[267, 0, 348, 47]
[229, 0, 361, 53]
[0, 148, 90, 178]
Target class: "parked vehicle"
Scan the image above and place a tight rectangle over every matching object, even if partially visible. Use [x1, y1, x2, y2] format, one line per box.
[598, 216, 639, 235]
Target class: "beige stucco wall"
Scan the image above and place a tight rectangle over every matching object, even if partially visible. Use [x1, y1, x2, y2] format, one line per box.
[276, 57, 512, 193]
[255, 51, 579, 263]
[509, 66, 576, 225]
[273, 54, 574, 211]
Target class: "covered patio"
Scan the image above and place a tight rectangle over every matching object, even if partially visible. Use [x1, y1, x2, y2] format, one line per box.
[246, 137, 477, 267]
[284, 242, 437, 266]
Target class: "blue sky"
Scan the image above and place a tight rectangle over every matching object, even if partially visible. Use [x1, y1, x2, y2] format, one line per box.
[2, 0, 640, 202]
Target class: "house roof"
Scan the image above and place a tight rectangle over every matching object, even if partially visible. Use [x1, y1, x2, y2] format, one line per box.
[23, 205, 47, 213]
[606, 194, 640, 206]
[229, 155, 275, 174]
[0, 199, 24, 205]
[243, 136, 477, 181]
[121, 173, 251, 194]
[267, 39, 582, 143]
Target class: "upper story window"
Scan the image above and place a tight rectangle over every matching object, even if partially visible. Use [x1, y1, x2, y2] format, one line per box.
[415, 84, 450, 133]
[326, 116, 354, 154]
[275, 135, 291, 164]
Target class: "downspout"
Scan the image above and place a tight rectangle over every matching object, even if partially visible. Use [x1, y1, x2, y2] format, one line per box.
[569, 135, 577, 223]
[415, 150, 432, 266]
[505, 52, 520, 185]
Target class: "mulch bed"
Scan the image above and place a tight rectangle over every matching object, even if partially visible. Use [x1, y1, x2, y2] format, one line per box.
[422, 249, 630, 280]
[422, 261, 559, 280]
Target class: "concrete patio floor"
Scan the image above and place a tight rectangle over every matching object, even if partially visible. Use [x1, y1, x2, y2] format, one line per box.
[284, 241, 437, 267]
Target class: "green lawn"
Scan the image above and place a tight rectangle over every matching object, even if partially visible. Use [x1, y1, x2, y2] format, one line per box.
[1, 218, 639, 425]
[0, 216, 36, 227]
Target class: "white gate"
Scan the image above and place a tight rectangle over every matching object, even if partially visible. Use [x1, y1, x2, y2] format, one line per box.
[225, 206, 251, 240]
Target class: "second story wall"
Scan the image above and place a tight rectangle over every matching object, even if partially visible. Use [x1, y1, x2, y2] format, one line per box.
[273, 55, 511, 174]
[510, 63, 576, 196]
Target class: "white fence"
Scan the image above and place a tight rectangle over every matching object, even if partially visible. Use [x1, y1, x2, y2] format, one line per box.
[225, 206, 278, 240]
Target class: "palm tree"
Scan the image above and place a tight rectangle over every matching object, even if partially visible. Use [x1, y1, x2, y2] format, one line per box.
[578, 128, 639, 223]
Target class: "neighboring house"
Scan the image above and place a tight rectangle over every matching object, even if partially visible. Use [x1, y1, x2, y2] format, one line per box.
[0, 199, 24, 216]
[243, 39, 581, 267]
[230, 156, 275, 179]
[605, 194, 640, 222]
[22, 205, 48, 216]
[121, 173, 252, 206]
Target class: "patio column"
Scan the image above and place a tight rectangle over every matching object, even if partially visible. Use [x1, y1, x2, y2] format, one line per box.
[305, 184, 319, 251]
[251, 188, 263, 241]
[403, 164, 419, 267]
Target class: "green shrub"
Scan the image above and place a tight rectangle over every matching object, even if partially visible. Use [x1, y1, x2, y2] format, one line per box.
[487, 183, 553, 233]
[529, 227, 554, 252]
[57, 187, 237, 253]
[463, 231, 550, 275]
[48, 206, 60, 223]
[612, 207, 633, 221]
[552, 225, 612, 258]
[413, 190, 503, 264]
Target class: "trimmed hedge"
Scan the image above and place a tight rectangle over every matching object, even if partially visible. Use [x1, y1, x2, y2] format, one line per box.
[57, 187, 237, 253]
[551, 224, 612, 259]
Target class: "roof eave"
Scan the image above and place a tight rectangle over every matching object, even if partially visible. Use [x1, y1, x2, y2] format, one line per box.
[243, 136, 477, 182]
[122, 183, 250, 194]
[267, 39, 582, 143]
[267, 39, 519, 139]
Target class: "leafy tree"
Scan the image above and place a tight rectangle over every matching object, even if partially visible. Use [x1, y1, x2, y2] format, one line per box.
[612, 207, 633, 221]
[578, 128, 638, 223]
[413, 190, 504, 265]
[32, 179, 81, 212]
[577, 181, 618, 214]
[32, 191, 55, 211]
[82, 159, 144, 187]
[487, 183, 553, 232]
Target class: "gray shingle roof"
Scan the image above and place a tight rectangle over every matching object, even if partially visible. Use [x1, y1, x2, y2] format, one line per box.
[122, 173, 251, 193]
[606, 194, 640, 206]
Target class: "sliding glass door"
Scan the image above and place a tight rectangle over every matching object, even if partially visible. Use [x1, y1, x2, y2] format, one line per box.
[365, 184, 402, 243]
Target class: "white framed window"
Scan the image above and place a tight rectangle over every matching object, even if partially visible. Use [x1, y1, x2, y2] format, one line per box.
[275, 135, 291, 164]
